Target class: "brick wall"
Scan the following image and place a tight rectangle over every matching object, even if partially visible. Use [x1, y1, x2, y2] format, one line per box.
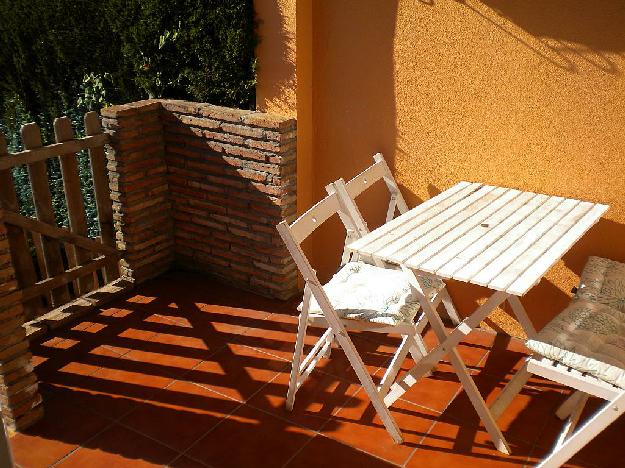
[102, 100, 298, 299]
[0, 222, 43, 431]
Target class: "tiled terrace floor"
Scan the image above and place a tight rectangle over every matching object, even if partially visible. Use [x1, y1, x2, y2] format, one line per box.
[9, 271, 624, 467]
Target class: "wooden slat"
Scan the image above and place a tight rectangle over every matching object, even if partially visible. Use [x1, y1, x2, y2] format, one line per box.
[84, 111, 119, 281]
[471, 199, 580, 291]
[398, 186, 516, 265]
[23, 122, 71, 306]
[453, 195, 564, 284]
[2, 211, 119, 257]
[290, 192, 343, 243]
[55, 117, 94, 294]
[0, 133, 45, 317]
[421, 191, 537, 274]
[435, 193, 550, 278]
[21, 255, 111, 302]
[489, 201, 595, 292]
[344, 160, 386, 199]
[471, 198, 579, 288]
[0, 133, 108, 170]
[378, 184, 497, 261]
[507, 203, 608, 295]
[351, 182, 481, 256]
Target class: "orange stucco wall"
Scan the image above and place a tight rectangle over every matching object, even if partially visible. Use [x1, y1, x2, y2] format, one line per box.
[256, 0, 625, 336]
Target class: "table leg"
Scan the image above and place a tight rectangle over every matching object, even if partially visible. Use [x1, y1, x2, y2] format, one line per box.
[508, 296, 537, 339]
[406, 268, 510, 454]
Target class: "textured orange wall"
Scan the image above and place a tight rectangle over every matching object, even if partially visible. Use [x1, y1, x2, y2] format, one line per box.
[256, 0, 625, 335]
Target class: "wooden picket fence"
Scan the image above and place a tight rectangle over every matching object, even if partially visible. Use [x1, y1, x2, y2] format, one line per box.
[0, 111, 129, 336]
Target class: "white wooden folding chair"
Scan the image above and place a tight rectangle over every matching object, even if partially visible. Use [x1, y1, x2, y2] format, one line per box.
[277, 189, 432, 443]
[490, 256, 625, 467]
[325, 152, 461, 326]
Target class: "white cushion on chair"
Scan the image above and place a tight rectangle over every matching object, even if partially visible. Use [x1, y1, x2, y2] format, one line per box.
[526, 299, 625, 389]
[298, 262, 444, 326]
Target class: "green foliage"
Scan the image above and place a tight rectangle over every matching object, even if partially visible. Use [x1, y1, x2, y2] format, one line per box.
[0, 0, 256, 236]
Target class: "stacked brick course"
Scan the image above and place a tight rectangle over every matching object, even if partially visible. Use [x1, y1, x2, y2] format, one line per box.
[102, 100, 297, 299]
[101, 100, 174, 283]
[0, 222, 43, 431]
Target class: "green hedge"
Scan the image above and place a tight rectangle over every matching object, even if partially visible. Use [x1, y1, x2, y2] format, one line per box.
[0, 0, 256, 235]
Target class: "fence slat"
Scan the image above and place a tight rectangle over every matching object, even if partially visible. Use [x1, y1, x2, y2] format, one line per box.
[85, 112, 119, 281]
[0, 134, 45, 319]
[21, 123, 71, 306]
[54, 117, 94, 294]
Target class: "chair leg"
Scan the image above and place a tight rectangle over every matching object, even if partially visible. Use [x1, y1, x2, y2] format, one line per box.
[378, 335, 411, 398]
[439, 287, 461, 325]
[538, 391, 625, 468]
[286, 311, 308, 411]
[489, 360, 531, 420]
[556, 390, 586, 420]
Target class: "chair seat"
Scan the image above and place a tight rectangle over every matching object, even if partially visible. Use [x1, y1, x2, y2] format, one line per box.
[298, 262, 444, 326]
[526, 299, 625, 389]
[576, 256, 625, 312]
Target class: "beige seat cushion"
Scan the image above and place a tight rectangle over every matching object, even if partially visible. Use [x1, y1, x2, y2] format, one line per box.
[298, 262, 444, 327]
[576, 256, 625, 312]
[526, 299, 625, 389]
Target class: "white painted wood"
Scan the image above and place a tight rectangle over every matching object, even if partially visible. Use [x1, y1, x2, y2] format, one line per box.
[348, 181, 477, 253]
[469, 197, 577, 288]
[385, 289, 509, 406]
[344, 158, 387, 199]
[420, 191, 537, 274]
[507, 203, 609, 296]
[556, 390, 585, 420]
[377, 185, 497, 262]
[489, 360, 531, 420]
[489, 201, 594, 292]
[401, 187, 521, 268]
[450, 195, 563, 284]
[378, 335, 412, 397]
[435, 193, 549, 279]
[289, 193, 343, 243]
[507, 295, 537, 339]
[555, 393, 589, 449]
[286, 282, 311, 411]
[437, 287, 462, 325]
[538, 390, 625, 468]
[403, 267, 510, 453]
[526, 358, 619, 401]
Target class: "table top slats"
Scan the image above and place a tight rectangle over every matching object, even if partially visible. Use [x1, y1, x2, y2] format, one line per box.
[488, 201, 594, 291]
[346, 182, 608, 296]
[507, 203, 609, 295]
[421, 191, 538, 275]
[468, 197, 579, 288]
[452, 195, 562, 284]
[351, 182, 482, 254]
[376, 184, 498, 261]
[395, 186, 517, 265]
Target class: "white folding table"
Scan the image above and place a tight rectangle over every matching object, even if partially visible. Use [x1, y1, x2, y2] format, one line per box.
[347, 181, 608, 453]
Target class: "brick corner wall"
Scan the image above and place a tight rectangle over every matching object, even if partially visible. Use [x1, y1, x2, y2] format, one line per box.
[0, 220, 43, 432]
[101, 100, 174, 283]
[101, 99, 298, 299]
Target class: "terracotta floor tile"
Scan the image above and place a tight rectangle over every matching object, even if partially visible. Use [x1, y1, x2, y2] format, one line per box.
[442, 371, 566, 445]
[321, 390, 438, 465]
[393, 362, 463, 412]
[119, 380, 241, 452]
[169, 455, 210, 467]
[247, 368, 361, 431]
[123, 346, 203, 379]
[286, 434, 397, 467]
[477, 334, 530, 379]
[56, 424, 178, 468]
[407, 419, 532, 467]
[186, 405, 315, 468]
[535, 397, 625, 467]
[10, 393, 112, 468]
[185, 343, 288, 402]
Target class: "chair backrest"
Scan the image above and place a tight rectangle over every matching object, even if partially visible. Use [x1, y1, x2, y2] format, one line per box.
[325, 153, 408, 232]
[276, 191, 361, 317]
